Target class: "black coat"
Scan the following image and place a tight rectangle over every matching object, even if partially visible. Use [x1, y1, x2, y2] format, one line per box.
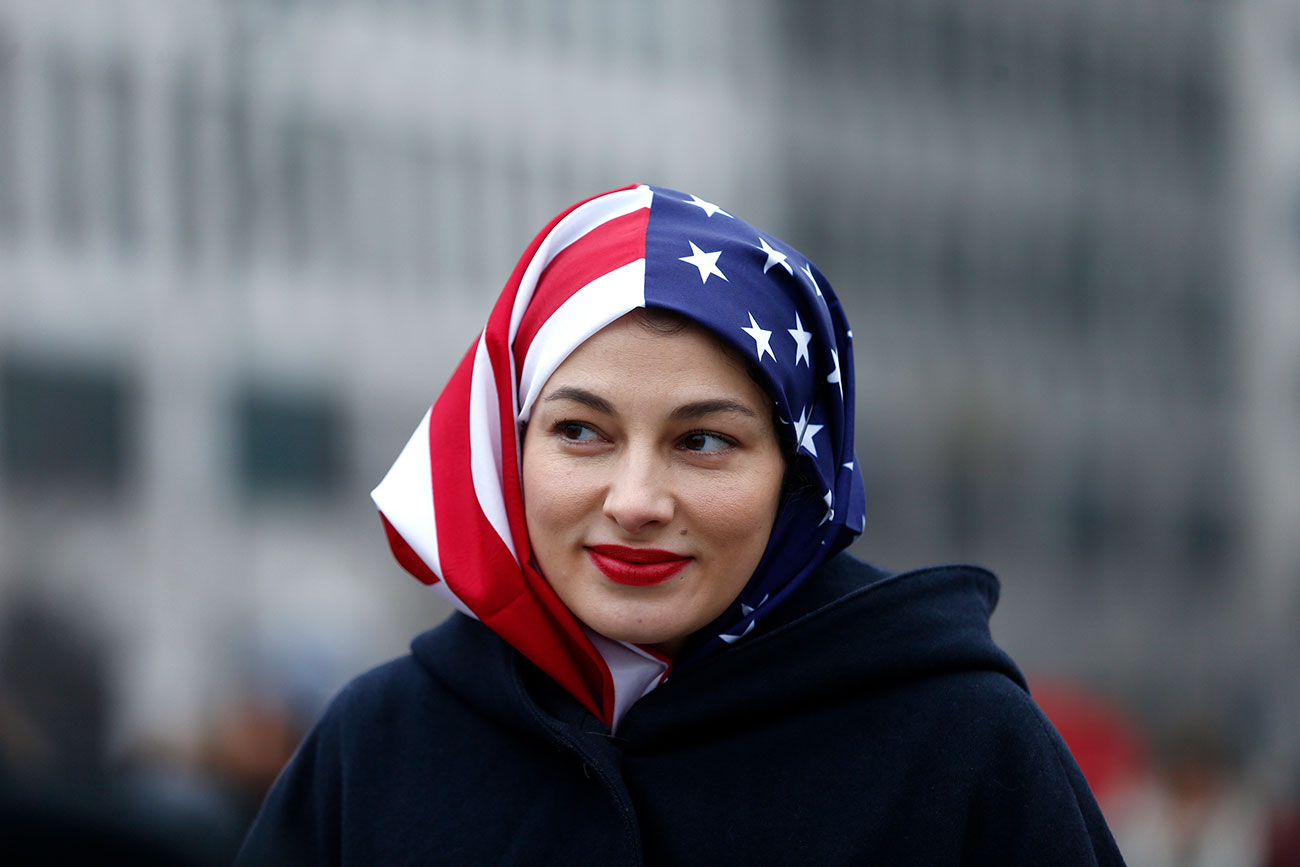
[237, 553, 1126, 865]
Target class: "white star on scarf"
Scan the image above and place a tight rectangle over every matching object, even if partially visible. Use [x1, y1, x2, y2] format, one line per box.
[801, 262, 822, 296]
[821, 489, 834, 525]
[758, 237, 793, 275]
[788, 313, 812, 366]
[827, 348, 842, 399]
[719, 620, 756, 644]
[792, 406, 824, 458]
[679, 241, 728, 284]
[741, 312, 776, 362]
[686, 194, 733, 218]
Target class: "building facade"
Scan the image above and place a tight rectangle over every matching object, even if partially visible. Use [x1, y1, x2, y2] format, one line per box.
[0, 0, 781, 745]
[0, 0, 1296, 781]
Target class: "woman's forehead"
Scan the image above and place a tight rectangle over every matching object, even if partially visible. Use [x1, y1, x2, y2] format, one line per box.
[558, 313, 742, 367]
[538, 315, 767, 408]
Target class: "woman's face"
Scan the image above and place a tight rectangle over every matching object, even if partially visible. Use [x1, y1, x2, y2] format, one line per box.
[521, 313, 785, 657]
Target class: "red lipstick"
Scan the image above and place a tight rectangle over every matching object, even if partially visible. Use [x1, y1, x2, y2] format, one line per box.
[586, 545, 692, 587]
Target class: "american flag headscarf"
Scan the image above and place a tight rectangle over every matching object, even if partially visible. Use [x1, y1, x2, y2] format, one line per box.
[372, 184, 865, 730]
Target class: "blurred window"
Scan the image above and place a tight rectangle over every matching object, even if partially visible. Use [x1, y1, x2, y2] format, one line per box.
[938, 215, 969, 319]
[942, 434, 981, 553]
[631, 0, 664, 67]
[409, 141, 438, 284]
[235, 386, 346, 498]
[453, 0, 481, 30]
[277, 111, 310, 265]
[315, 122, 349, 269]
[46, 44, 87, 247]
[369, 132, 401, 282]
[1, 355, 133, 491]
[779, 0, 833, 71]
[224, 89, 256, 268]
[1174, 63, 1222, 175]
[546, 0, 574, 51]
[1064, 453, 1107, 568]
[352, 131, 383, 277]
[170, 64, 200, 263]
[300, 118, 331, 271]
[456, 141, 485, 286]
[933, 5, 965, 88]
[338, 130, 367, 275]
[1182, 483, 1231, 578]
[1057, 19, 1089, 116]
[0, 25, 19, 239]
[104, 56, 141, 255]
[1063, 216, 1099, 339]
[1181, 268, 1229, 403]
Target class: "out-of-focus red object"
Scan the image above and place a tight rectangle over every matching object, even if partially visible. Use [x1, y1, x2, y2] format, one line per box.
[1265, 803, 1300, 867]
[1030, 676, 1148, 808]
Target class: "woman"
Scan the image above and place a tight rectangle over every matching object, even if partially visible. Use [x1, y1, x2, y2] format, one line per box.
[238, 185, 1125, 865]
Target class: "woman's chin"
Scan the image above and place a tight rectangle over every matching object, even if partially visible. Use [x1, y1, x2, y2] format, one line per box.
[577, 607, 694, 655]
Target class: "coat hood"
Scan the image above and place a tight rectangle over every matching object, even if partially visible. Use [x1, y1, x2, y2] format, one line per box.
[409, 553, 1025, 746]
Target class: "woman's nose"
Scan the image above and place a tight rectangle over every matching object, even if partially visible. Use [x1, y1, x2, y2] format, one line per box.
[602, 451, 674, 532]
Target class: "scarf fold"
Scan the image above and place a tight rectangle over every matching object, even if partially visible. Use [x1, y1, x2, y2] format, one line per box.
[373, 184, 865, 729]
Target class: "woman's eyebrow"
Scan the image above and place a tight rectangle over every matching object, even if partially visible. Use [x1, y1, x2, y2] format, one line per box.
[540, 390, 756, 421]
[541, 386, 615, 415]
[669, 399, 757, 420]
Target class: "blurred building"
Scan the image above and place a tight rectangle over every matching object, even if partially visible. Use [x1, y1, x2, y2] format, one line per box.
[775, 0, 1300, 787]
[0, 0, 781, 754]
[1233, 0, 1300, 793]
[0, 0, 1296, 787]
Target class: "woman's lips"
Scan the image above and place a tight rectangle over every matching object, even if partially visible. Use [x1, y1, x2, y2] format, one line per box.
[586, 545, 692, 587]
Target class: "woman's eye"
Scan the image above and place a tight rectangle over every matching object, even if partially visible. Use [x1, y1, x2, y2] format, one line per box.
[558, 422, 600, 442]
[680, 432, 733, 453]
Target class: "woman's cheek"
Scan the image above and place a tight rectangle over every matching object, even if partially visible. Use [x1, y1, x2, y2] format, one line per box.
[531, 455, 602, 518]
[704, 466, 781, 509]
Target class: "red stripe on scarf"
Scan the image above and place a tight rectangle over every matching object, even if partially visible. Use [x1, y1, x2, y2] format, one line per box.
[512, 206, 650, 363]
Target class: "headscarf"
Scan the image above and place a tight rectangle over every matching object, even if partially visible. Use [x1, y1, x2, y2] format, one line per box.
[372, 184, 865, 729]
